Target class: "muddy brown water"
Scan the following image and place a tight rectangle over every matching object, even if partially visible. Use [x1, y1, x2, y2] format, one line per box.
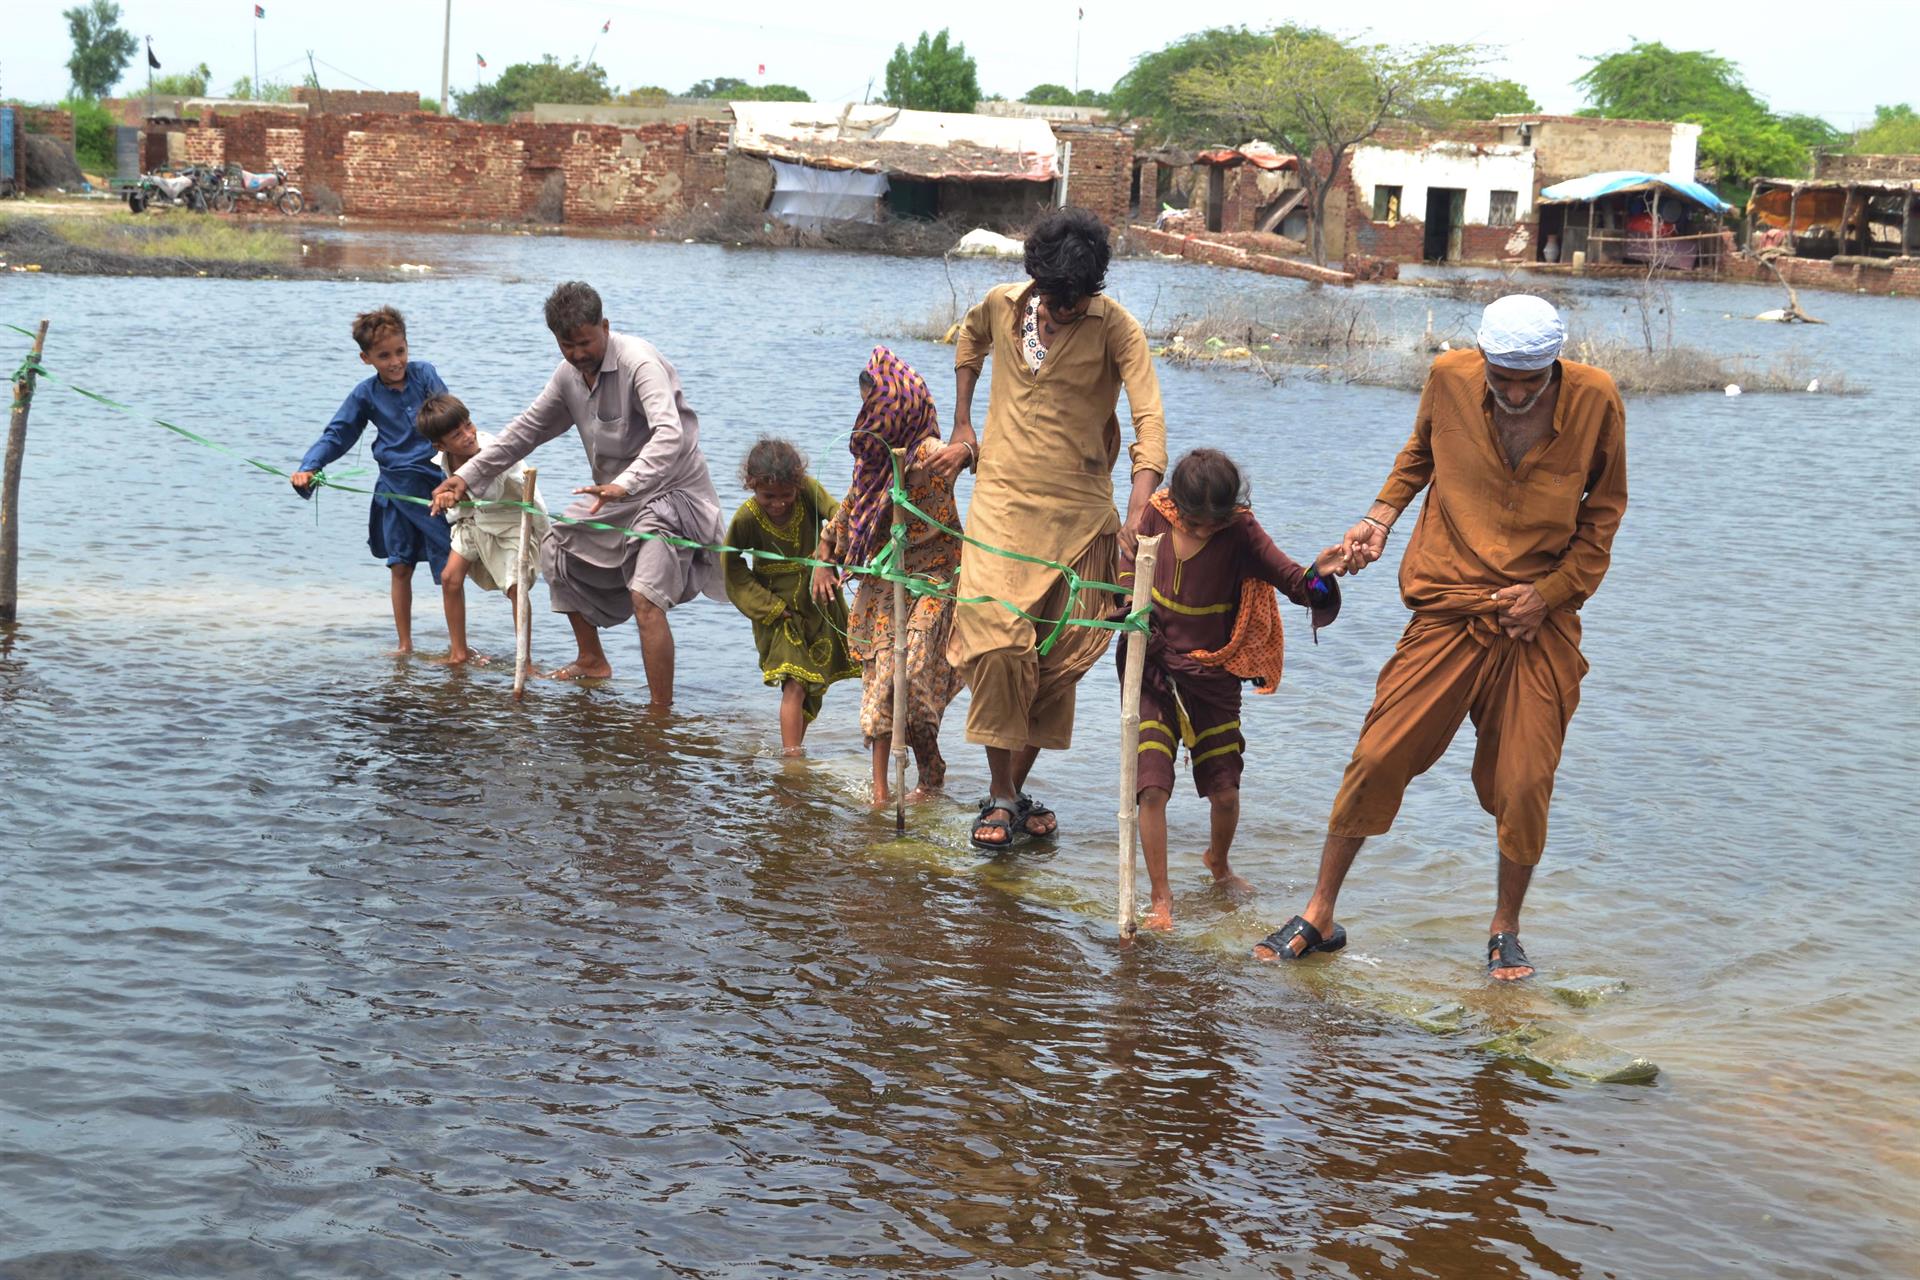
[2, 234, 1915, 1277]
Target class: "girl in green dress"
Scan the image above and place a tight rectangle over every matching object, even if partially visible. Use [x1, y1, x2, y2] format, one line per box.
[723, 438, 859, 754]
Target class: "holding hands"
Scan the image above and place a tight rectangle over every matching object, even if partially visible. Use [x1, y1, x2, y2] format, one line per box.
[429, 475, 467, 515]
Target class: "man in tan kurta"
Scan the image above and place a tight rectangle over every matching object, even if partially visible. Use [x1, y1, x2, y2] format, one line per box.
[1255, 296, 1626, 979]
[928, 208, 1167, 848]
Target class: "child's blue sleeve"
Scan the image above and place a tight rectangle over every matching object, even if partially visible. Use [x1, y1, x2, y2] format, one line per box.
[299, 383, 371, 473]
[418, 361, 449, 397]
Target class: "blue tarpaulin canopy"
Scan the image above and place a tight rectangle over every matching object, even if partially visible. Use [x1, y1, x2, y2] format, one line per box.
[1538, 170, 1734, 214]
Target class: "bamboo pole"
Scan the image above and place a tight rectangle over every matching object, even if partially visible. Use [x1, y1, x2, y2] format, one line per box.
[512, 465, 537, 701]
[1, 320, 50, 626]
[889, 447, 909, 832]
[1115, 532, 1162, 940]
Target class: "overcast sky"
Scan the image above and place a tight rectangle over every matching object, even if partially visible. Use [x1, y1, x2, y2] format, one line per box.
[4, 0, 1909, 129]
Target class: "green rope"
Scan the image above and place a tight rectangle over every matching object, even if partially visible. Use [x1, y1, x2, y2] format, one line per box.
[5, 325, 1148, 645]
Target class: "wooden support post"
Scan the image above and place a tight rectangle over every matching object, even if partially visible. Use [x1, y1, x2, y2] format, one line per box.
[1116, 532, 1162, 941]
[512, 465, 538, 702]
[1, 320, 50, 626]
[889, 447, 909, 833]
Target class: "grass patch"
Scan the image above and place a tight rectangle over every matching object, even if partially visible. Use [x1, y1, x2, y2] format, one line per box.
[41, 212, 299, 266]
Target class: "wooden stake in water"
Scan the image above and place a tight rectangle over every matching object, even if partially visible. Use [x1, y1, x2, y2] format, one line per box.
[1, 319, 50, 626]
[1116, 532, 1163, 940]
[512, 465, 538, 702]
[890, 448, 909, 832]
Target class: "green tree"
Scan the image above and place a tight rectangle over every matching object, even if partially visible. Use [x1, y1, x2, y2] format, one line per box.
[1575, 41, 1763, 121]
[150, 61, 212, 97]
[686, 76, 749, 98]
[1440, 76, 1539, 120]
[1175, 29, 1476, 264]
[59, 96, 118, 174]
[1108, 26, 1270, 145]
[684, 76, 811, 102]
[1777, 112, 1841, 151]
[883, 30, 981, 113]
[1023, 83, 1109, 108]
[454, 55, 610, 123]
[63, 0, 138, 98]
[419, 97, 440, 112]
[228, 76, 297, 103]
[1847, 103, 1920, 154]
[1576, 41, 1815, 184]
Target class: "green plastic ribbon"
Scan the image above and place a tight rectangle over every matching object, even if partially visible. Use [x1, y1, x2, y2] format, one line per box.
[6, 324, 1148, 647]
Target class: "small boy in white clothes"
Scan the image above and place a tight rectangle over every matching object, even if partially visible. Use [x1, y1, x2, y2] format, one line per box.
[415, 392, 550, 665]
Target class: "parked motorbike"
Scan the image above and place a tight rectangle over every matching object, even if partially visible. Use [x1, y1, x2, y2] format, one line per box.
[125, 166, 211, 214]
[213, 162, 305, 215]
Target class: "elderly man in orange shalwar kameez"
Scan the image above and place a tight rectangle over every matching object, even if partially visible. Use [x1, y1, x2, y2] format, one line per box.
[1255, 295, 1627, 981]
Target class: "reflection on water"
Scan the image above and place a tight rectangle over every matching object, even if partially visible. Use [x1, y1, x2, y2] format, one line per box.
[1, 236, 1915, 1277]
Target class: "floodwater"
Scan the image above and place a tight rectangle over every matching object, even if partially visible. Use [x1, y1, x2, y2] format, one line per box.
[2, 233, 1915, 1278]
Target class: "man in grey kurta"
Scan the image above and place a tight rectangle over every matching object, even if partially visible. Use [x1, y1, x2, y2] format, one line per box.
[430, 281, 723, 703]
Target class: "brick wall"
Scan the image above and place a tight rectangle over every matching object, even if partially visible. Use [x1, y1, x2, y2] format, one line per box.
[169, 126, 226, 169]
[340, 114, 530, 220]
[18, 107, 75, 149]
[1726, 252, 1920, 297]
[1129, 225, 1355, 285]
[1813, 153, 1920, 181]
[1057, 128, 1133, 230]
[292, 87, 419, 115]
[561, 121, 725, 228]
[212, 110, 307, 173]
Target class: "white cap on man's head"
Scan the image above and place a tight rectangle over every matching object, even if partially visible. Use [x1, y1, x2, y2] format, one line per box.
[1477, 295, 1565, 371]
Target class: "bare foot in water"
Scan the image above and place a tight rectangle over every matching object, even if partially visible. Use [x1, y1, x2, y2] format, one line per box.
[1141, 895, 1175, 932]
[781, 746, 805, 758]
[1202, 849, 1255, 901]
[547, 658, 612, 680]
[436, 649, 492, 667]
[387, 644, 414, 657]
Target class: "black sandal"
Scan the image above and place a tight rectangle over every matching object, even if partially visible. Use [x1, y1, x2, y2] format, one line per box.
[970, 797, 1019, 850]
[1253, 915, 1348, 961]
[1015, 793, 1057, 839]
[1487, 932, 1536, 981]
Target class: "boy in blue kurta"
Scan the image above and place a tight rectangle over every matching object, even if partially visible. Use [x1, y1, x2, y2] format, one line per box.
[289, 306, 454, 654]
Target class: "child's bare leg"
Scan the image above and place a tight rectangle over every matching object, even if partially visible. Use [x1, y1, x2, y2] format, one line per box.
[388, 564, 414, 654]
[549, 611, 612, 680]
[1201, 787, 1253, 898]
[1138, 786, 1174, 931]
[779, 679, 808, 755]
[906, 722, 945, 800]
[439, 553, 476, 664]
[870, 737, 891, 808]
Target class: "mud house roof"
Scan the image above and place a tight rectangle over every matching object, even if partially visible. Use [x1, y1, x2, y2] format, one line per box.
[727, 101, 1058, 181]
[1539, 170, 1733, 213]
[1492, 113, 1697, 132]
[1193, 142, 1295, 170]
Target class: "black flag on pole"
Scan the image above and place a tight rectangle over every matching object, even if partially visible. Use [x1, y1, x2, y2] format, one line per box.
[148, 37, 161, 69]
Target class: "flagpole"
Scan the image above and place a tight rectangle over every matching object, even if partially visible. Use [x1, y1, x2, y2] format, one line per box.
[1074, 8, 1083, 95]
[253, 19, 259, 101]
[439, 0, 451, 114]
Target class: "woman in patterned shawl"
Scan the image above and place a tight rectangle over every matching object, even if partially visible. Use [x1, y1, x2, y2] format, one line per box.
[814, 347, 965, 806]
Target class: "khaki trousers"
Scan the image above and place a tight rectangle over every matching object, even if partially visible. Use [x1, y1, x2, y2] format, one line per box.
[1327, 611, 1588, 865]
[957, 533, 1118, 752]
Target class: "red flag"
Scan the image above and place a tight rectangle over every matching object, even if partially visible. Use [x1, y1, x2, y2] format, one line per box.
[757, 64, 766, 75]
[476, 53, 487, 68]
[601, 18, 610, 32]
[253, 3, 264, 16]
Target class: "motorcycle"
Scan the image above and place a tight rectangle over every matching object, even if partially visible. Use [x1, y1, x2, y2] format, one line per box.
[212, 162, 305, 216]
[125, 166, 210, 214]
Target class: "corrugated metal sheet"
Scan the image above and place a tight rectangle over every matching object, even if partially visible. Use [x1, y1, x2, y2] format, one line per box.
[1538, 170, 1732, 214]
[728, 101, 1057, 182]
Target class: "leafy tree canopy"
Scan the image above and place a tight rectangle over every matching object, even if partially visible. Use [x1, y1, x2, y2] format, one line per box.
[150, 62, 212, 97]
[227, 76, 299, 103]
[1175, 28, 1477, 263]
[64, 0, 138, 99]
[1845, 103, 1920, 154]
[455, 56, 610, 123]
[884, 30, 981, 113]
[60, 95, 118, 174]
[1023, 83, 1109, 108]
[1108, 26, 1271, 145]
[1439, 76, 1539, 121]
[684, 76, 810, 102]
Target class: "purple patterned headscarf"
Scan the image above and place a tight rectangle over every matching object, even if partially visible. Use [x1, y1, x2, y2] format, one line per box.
[838, 346, 940, 570]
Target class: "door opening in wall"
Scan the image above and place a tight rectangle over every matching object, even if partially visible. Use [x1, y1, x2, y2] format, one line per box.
[1424, 186, 1464, 260]
[1205, 165, 1225, 232]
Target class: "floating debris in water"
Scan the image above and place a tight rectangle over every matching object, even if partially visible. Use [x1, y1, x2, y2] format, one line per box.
[1725, 384, 1743, 396]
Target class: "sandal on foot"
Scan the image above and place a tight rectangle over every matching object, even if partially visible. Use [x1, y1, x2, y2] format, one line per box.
[1487, 932, 1535, 981]
[1015, 793, 1058, 839]
[1253, 915, 1348, 961]
[970, 797, 1020, 850]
